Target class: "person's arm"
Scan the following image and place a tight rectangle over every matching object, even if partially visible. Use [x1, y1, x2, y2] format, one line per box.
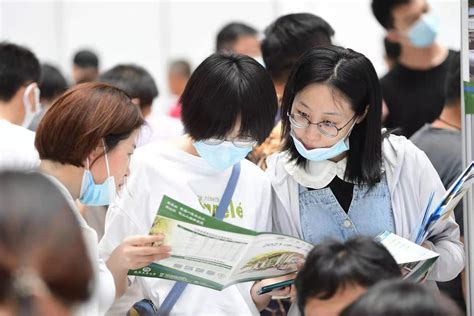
[106, 234, 171, 298]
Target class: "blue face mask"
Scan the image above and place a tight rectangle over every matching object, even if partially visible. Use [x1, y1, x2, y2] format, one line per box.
[291, 122, 355, 162]
[79, 146, 116, 206]
[407, 13, 439, 48]
[193, 141, 253, 171]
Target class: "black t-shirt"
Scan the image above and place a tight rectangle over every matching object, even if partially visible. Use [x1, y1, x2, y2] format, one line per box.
[308, 177, 354, 213]
[380, 50, 457, 138]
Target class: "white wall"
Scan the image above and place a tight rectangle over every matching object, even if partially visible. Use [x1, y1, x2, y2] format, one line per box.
[0, 0, 461, 113]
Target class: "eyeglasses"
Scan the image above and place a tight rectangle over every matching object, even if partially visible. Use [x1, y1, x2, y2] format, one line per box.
[202, 136, 257, 148]
[288, 112, 356, 138]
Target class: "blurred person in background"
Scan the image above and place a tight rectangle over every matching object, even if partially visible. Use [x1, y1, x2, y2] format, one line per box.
[0, 42, 41, 171]
[72, 49, 100, 84]
[371, 0, 457, 137]
[167, 59, 192, 119]
[216, 22, 261, 61]
[28, 63, 68, 131]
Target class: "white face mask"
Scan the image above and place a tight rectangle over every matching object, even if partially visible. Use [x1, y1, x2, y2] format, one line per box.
[22, 83, 42, 128]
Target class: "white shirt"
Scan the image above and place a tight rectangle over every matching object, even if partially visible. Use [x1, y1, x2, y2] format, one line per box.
[44, 174, 116, 316]
[0, 119, 40, 171]
[99, 141, 272, 315]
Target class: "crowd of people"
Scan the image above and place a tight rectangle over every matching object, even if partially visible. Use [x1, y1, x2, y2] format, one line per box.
[0, 0, 468, 315]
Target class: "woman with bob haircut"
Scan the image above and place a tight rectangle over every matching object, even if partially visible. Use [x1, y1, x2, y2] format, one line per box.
[0, 171, 93, 316]
[99, 52, 278, 315]
[265, 46, 463, 303]
[35, 82, 171, 315]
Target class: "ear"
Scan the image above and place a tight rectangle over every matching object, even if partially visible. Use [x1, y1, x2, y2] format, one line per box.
[85, 141, 106, 167]
[131, 98, 141, 106]
[386, 30, 401, 43]
[356, 106, 370, 124]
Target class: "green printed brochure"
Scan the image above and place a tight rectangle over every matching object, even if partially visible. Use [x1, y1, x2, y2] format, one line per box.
[128, 195, 313, 291]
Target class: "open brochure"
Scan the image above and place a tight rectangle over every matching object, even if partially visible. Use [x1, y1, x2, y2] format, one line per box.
[376, 231, 439, 282]
[410, 161, 473, 244]
[128, 195, 313, 291]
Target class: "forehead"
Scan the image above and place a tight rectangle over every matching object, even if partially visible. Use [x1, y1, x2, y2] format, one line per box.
[293, 83, 352, 113]
[392, 0, 428, 27]
[233, 35, 261, 56]
[117, 129, 139, 149]
[304, 285, 367, 316]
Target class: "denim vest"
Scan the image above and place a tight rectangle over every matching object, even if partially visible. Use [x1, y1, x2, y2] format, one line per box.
[299, 174, 395, 244]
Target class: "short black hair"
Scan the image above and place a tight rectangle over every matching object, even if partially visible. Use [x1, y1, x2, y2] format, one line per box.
[216, 22, 258, 52]
[340, 279, 464, 316]
[169, 60, 192, 78]
[296, 237, 401, 316]
[261, 13, 334, 83]
[371, 0, 410, 29]
[445, 51, 460, 106]
[98, 64, 159, 108]
[73, 50, 99, 69]
[39, 63, 68, 101]
[282, 46, 384, 187]
[0, 42, 40, 102]
[181, 52, 277, 144]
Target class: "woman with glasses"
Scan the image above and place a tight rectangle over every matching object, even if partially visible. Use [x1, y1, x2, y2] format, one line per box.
[264, 46, 463, 307]
[99, 52, 278, 315]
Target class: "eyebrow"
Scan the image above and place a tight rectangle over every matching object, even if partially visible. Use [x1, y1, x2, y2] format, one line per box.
[297, 101, 342, 116]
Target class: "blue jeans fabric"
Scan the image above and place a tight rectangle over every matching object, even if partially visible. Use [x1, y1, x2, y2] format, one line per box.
[299, 175, 395, 244]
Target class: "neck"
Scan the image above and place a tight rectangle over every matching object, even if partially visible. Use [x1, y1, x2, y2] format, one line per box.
[398, 43, 448, 70]
[0, 101, 21, 125]
[39, 160, 85, 199]
[173, 134, 200, 156]
[432, 105, 461, 130]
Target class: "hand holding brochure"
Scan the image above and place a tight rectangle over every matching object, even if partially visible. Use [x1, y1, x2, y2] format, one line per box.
[129, 196, 313, 291]
[411, 161, 474, 244]
[376, 231, 439, 282]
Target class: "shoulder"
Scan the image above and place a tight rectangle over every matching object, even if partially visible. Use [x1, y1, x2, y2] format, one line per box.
[383, 133, 430, 168]
[240, 159, 271, 185]
[0, 120, 35, 142]
[265, 151, 292, 181]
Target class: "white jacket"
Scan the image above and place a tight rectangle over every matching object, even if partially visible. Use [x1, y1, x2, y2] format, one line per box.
[266, 134, 464, 282]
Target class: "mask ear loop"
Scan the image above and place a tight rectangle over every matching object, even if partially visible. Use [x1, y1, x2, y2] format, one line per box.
[102, 139, 111, 177]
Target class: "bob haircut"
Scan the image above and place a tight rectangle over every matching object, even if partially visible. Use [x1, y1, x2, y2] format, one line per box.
[35, 82, 144, 167]
[341, 279, 463, 316]
[181, 52, 278, 144]
[0, 172, 92, 314]
[295, 237, 401, 315]
[281, 46, 384, 186]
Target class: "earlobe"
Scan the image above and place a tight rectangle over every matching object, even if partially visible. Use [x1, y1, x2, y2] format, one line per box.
[386, 30, 400, 43]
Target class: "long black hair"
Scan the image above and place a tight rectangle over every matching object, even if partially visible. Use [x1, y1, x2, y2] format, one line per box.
[281, 46, 384, 187]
